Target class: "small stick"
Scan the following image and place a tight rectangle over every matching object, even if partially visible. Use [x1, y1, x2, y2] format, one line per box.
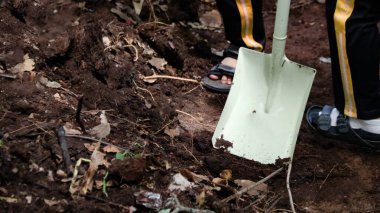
[154, 118, 177, 134]
[125, 44, 139, 61]
[183, 85, 201, 95]
[319, 164, 338, 191]
[182, 144, 201, 165]
[143, 74, 199, 84]
[75, 96, 86, 132]
[215, 167, 284, 207]
[65, 134, 130, 152]
[286, 161, 296, 213]
[56, 126, 73, 174]
[170, 195, 215, 213]
[0, 73, 16, 79]
[133, 80, 155, 102]
[176, 110, 216, 129]
[83, 195, 134, 211]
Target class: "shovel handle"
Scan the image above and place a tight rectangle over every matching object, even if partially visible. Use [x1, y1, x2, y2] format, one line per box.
[272, 0, 291, 69]
[265, 0, 291, 113]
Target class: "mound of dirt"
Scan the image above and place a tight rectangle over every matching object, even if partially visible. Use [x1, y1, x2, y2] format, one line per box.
[1, 1, 380, 212]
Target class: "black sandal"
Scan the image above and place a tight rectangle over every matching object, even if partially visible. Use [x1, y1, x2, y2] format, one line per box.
[306, 105, 380, 149]
[201, 45, 239, 93]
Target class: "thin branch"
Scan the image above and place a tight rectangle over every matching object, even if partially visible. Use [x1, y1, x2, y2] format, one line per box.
[0, 73, 17, 79]
[286, 161, 296, 213]
[319, 164, 338, 191]
[183, 85, 201, 95]
[143, 74, 199, 84]
[170, 195, 215, 213]
[65, 134, 130, 152]
[154, 118, 177, 135]
[182, 144, 202, 165]
[215, 167, 284, 207]
[133, 80, 155, 102]
[176, 110, 216, 129]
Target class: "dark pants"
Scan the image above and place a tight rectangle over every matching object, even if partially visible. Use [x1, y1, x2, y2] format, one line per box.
[326, 0, 380, 119]
[216, 0, 265, 51]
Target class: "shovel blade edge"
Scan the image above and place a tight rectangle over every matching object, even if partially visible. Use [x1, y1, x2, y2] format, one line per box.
[212, 48, 316, 164]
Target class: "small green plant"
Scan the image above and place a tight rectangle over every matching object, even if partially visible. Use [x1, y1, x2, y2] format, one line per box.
[115, 151, 135, 160]
[102, 172, 109, 197]
[0, 139, 4, 147]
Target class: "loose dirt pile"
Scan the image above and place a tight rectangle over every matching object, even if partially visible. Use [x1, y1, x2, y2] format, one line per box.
[1, 0, 380, 212]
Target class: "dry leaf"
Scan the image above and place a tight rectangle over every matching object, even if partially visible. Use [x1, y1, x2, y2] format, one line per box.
[148, 57, 167, 70]
[10, 54, 35, 77]
[103, 144, 121, 153]
[132, 0, 144, 15]
[164, 126, 180, 139]
[44, 198, 68, 206]
[84, 143, 96, 152]
[63, 122, 82, 135]
[80, 143, 110, 195]
[220, 169, 232, 181]
[88, 110, 111, 139]
[0, 187, 8, 194]
[199, 10, 222, 28]
[234, 179, 268, 196]
[168, 173, 194, 192]
[0, 196, 18, 203]
[196, 190, 206, 207]
[180, 169, 209, 183]
[212, 177, 227, 185]
[25, 195, 32, 204]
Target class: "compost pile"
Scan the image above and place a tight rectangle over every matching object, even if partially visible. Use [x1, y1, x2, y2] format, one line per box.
[1, 0, 380, 212]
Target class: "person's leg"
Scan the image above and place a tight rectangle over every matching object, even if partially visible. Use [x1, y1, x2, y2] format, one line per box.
[306, 0, 380, 146]
[206, 0, 265, 88]
[326, 0, 380, 119]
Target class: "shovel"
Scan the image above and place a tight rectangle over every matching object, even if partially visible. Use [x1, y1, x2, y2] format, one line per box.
[212, 0, 316, 164]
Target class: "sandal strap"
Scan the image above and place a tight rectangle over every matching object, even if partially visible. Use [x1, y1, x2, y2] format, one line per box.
[317, 105, 333, 131]
[223, 44, 239, 59]
[337, 114, 350, 133]
[210, 64, 235, 76]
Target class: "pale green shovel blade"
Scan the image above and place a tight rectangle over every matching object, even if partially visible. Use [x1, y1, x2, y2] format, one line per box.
[212, 48, 316, 164]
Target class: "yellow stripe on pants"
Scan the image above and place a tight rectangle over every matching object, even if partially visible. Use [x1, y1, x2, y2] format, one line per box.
[334, 0, 357, 117]
[235, 0, 263, 51]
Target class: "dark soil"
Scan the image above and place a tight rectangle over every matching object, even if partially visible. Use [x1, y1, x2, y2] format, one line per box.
[1, 0, 380, 212]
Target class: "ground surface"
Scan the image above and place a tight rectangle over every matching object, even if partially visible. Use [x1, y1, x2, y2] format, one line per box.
[1, 0, 380, 212]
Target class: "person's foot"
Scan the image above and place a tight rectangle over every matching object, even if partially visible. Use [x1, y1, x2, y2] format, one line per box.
[209, 57, 237, 85]
[306, 105, 380, 148]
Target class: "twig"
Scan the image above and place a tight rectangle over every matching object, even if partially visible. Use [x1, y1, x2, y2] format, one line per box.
[137, 21, 172, 30]
[83, 195, 135, 211]
[169, 195, 215, 213]
[176, 109, 216, 129]
[154, 118, 177, 134]
[143, 74, 199, 84]
[286, 161, 296, 213]
[0, 110, 8, 122]
[319, 164, 338, 191]
[65, 134, 130, 152]
[147, 0, 157, 23]
[215, 167, 284, 207]
[59, 87, 80, 98]
[56, 126, 73, 174]
[182, 144, 201, 165]
[133, 80, 155, 102]
[183, 85, 201, 95]
[125, 44, 139, 61]
[0, 73, 16, 79]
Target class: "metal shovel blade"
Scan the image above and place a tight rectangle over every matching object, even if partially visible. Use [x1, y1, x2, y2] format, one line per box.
[212, 47, 316, 164]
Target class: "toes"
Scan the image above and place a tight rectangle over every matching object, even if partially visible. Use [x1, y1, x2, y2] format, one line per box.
[227, 76, 232, 85]
[221, 75, 228, 84]
[209, 74, 219, 80]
